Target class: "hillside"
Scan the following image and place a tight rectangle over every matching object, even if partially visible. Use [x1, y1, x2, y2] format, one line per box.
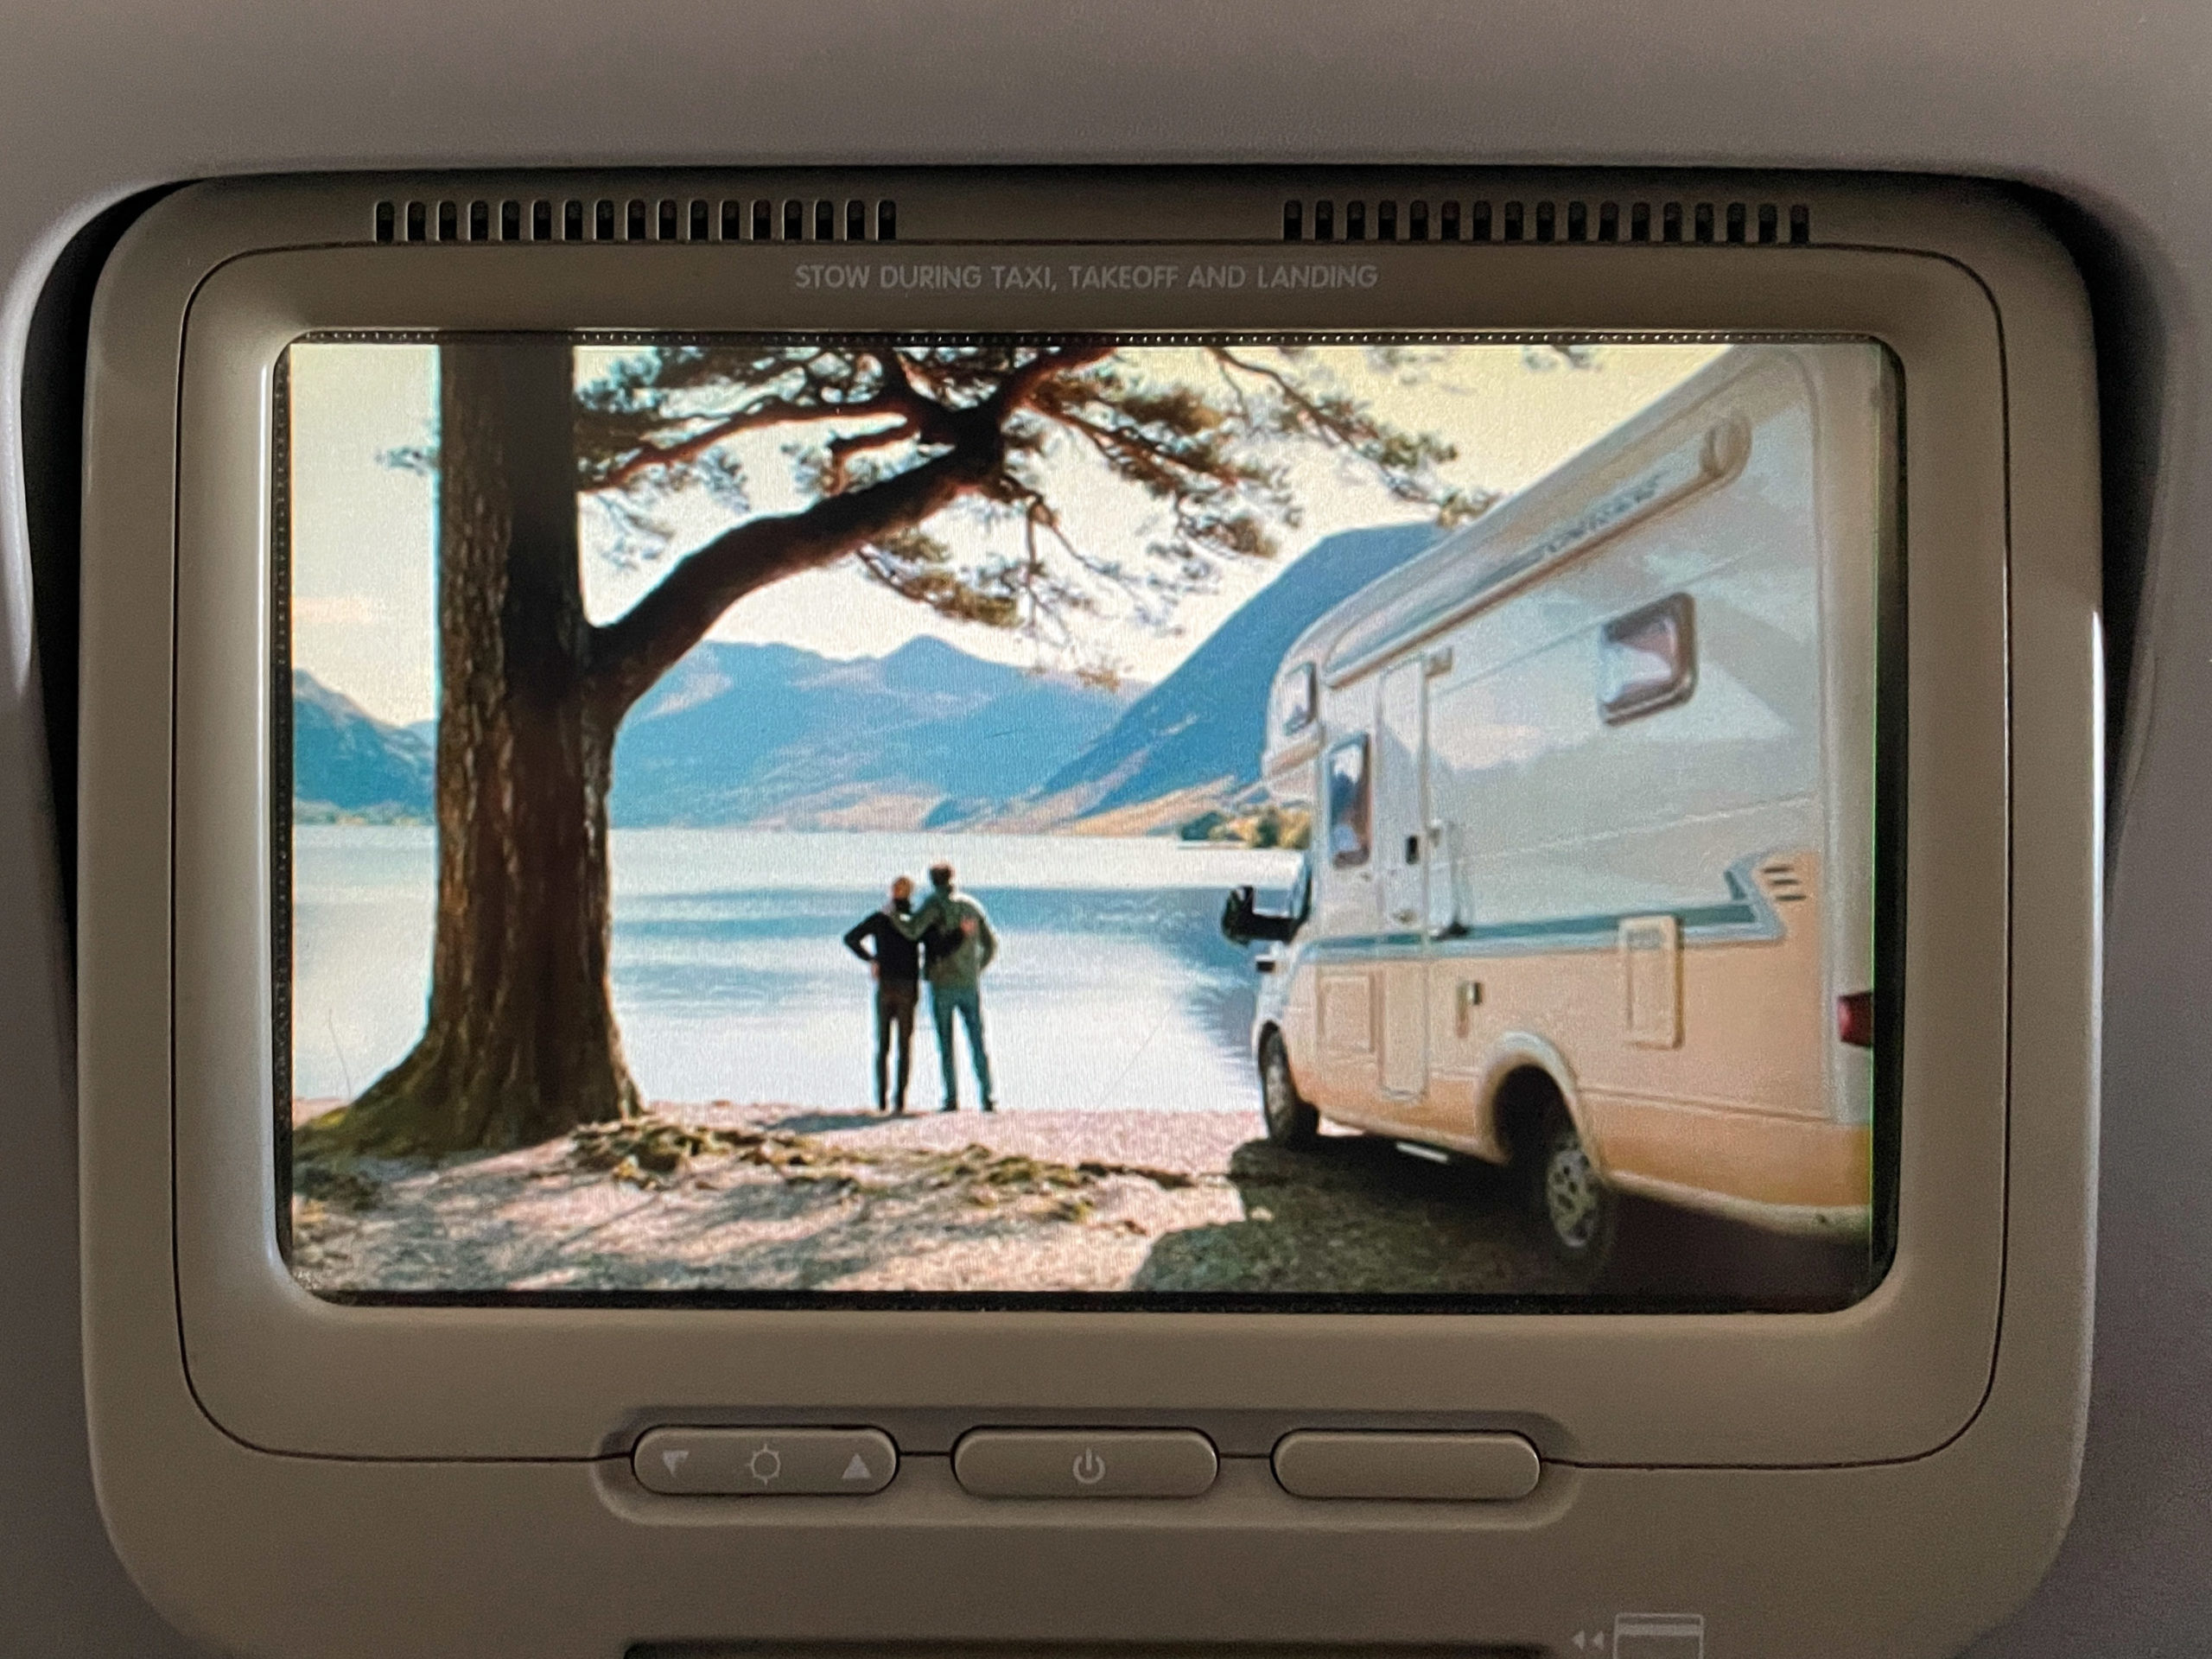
[290, 670, 433, 822]
[606, 636, 1134, 829]
[1031, 521, 1442, 827]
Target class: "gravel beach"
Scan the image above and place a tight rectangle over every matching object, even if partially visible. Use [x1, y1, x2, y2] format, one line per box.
[288, 1099, 1580, 1297]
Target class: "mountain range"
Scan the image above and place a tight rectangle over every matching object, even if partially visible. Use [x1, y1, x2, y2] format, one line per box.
[608, 636, 1133, 830]
[289, 519, 1442, 832]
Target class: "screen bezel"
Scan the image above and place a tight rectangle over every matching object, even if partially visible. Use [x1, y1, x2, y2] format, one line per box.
[159, 237, 2005, 1465]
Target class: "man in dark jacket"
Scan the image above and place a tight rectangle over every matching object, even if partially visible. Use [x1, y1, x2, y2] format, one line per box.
[842, 875, 924, 1113]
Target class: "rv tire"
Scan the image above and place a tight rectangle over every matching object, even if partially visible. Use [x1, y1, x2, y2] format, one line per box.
[1259, 1031, 1319, 1147]
[1531, 1102, 1618, 1284]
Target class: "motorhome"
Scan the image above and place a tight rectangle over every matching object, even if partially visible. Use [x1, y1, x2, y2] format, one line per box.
[1231, 344, 1887, 1274]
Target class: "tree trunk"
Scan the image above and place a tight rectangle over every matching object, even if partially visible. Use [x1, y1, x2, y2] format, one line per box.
[321, 338, 641, 1156]
[305, 340, 1051, 1157]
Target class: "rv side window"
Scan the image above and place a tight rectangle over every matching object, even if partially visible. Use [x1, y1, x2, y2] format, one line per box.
[1326, 737, 1371, 868]
[1599, 593, 1697, 723]
[1274, 663, 1317, 736]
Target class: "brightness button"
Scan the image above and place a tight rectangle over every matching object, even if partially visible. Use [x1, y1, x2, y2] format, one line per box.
[632, 1427, 897, 1496]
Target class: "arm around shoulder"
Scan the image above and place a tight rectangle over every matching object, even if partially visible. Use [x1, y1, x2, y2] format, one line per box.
[889, 894, 941, 941]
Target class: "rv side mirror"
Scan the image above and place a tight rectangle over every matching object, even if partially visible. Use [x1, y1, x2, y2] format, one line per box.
[1221, 886, 1259, 946]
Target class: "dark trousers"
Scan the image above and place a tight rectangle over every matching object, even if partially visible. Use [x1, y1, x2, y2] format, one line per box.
[874, 979, 918, 1110]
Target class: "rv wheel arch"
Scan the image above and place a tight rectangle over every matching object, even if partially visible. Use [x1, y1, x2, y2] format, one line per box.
[1491, 1066, 1570, 1172]
[1475, 1036, 1596, 1170]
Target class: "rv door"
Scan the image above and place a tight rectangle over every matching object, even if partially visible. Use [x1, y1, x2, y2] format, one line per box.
[1376, 660, 1429, 1097]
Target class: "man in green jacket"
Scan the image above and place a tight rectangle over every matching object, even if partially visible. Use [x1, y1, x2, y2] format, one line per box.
[893, 861, 999, 1112]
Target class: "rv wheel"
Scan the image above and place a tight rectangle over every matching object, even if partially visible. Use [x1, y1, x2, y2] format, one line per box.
[1533, 1105, 1618, 1282]
[1259, 1032, 1319, 1147]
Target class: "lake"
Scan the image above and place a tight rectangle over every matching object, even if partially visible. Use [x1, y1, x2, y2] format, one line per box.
[290, 827, 1304, 1115]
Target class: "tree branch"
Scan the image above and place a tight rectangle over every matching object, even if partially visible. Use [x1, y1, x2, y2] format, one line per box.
[579, 340, 1407, 716]
[588, 346, 960, 493]
[587, 442, 995, 715]
[823, 417, 919, 491]
[988, 341, 1117, 416]
[1054, 407, 1224, 489]
[593, 393, 899, 492]
[1207, 346, 1350, 435]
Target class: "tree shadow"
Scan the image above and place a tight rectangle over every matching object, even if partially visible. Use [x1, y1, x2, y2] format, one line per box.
[299, 1138, 1181, 1294]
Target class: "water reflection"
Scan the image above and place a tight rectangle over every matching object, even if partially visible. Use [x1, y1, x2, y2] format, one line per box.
[290, 826, 1301, 1114]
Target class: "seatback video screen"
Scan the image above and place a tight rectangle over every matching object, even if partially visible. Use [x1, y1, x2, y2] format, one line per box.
[278, 333, 1892, 1309]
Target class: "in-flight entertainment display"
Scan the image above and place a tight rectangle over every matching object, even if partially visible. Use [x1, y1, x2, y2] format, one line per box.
[277, 333, 1892, 1309]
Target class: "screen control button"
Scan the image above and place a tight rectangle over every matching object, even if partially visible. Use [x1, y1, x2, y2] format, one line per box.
[632, 1427, 897, 1496]
[1271, 1431, 1541, 1501]
[952, 1429, 1218, 1498]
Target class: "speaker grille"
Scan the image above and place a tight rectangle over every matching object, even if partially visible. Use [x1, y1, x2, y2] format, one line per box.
[371, 195, 899, 244]
[1280, 194, 1813, 245]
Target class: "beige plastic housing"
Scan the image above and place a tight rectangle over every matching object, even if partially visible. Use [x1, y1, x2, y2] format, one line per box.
[77, 169, 2099, 1659]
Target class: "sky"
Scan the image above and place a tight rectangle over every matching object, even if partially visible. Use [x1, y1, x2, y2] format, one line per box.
[288, 339, 1726, 726]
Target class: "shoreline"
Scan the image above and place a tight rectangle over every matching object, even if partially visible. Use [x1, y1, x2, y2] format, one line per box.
[292, 1096, 1269, 1173]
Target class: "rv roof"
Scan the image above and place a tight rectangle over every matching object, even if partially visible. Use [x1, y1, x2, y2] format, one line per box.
[1286, 343, 1778, 689]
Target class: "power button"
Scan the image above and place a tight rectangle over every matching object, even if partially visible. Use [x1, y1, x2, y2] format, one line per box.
[952, 1429, 1217, 1498]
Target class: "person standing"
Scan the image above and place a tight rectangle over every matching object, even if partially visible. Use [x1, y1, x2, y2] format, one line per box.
[895, 861, 999, 1112]
[842, 875, 923, 1114]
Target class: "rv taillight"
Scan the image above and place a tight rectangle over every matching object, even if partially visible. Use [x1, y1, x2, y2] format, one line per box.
[1837, 991, 1875, 1048]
